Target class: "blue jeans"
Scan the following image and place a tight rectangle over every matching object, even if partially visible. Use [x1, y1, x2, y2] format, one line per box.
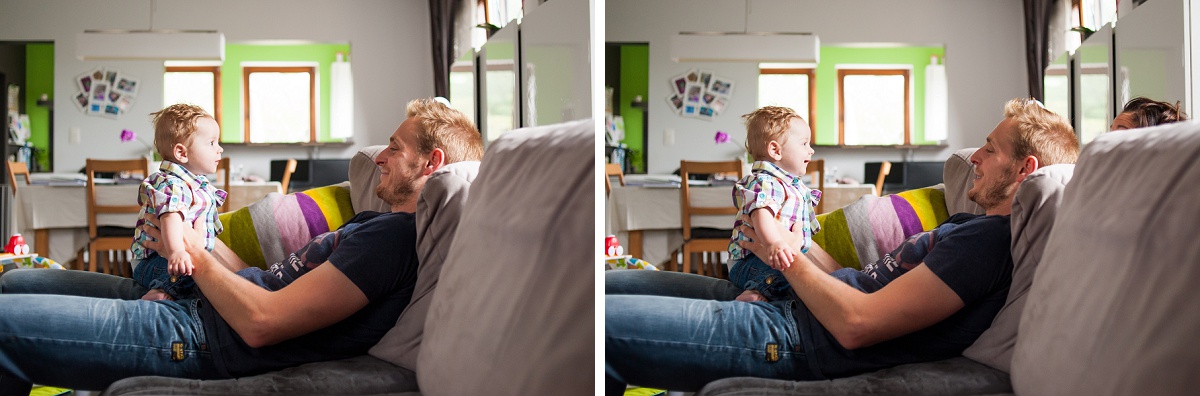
[728, 254, 794, 301]
[133, 253, 198, 299]
[605, 270, 823, 392]
[0, 269, 222, 391]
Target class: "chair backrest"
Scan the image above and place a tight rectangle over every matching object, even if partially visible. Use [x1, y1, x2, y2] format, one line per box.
[874, 161, 892, 197]
[679, 160, 743, 240]
[805, 159, 825, 214]
[216, 157, 232, 208]
[604, 163, 624, 196]
[85, 159, 150, 238]
[279, 158, 298, 194]
[6, 161, 30, 196]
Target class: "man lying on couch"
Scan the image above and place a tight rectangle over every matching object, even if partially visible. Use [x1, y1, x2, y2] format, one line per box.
[0, 98, 483, 393]
[605, 98, 1080, 393]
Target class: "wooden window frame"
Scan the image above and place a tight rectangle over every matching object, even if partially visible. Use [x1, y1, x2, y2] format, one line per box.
[164, 66, 222, 127]
[758, 67, 817, 140]
[837, 69, 911, 146]
[242, 66, 317, 143]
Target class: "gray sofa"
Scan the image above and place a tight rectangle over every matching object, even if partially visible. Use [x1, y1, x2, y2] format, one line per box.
[701, 120, 1200, 395]
[103, 119, 594, 395]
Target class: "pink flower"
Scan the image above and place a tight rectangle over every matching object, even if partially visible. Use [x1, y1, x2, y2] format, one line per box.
[120, 129, 136, 142]
[714, 131, 730, 144]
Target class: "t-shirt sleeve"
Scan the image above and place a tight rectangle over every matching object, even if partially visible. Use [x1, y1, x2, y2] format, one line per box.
[148, 176, 193, 215]
[326, 213, 420, 301]
[737, 174, 785, 217]
[921, 216, 1012, 305]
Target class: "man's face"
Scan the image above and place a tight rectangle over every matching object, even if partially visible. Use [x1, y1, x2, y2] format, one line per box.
[968, 118, 1023, 211]
[375, 118, 429, 208]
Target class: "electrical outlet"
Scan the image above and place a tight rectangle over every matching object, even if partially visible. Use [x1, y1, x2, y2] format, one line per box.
[69, 127, 81, 144]
[664, 128, 675, 146]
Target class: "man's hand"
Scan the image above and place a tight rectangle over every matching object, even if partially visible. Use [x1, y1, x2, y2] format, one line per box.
[735, 290, 766, 302]
[139, 212, 206, 254]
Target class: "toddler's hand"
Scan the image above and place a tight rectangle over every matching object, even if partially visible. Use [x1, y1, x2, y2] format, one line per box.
[735, 290, 766, 302]
[167, 251, 194, 277]
[140, 289, 173, 301]
[767, 241, 795, 271]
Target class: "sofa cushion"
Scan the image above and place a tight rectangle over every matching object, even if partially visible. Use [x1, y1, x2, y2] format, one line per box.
[350, 145, 390, 214]
[813, 186, 949, 270]
[104, 355, 418, 395]
[943, 148, 985, 216]
[698, 357, 1012, 396]
[369, 161, 480, 371]
[215, 183, 354, 269]
[1011, 122, 1200, 394]
[963, 163, 1073, 372]
[416, 119, 593, 394]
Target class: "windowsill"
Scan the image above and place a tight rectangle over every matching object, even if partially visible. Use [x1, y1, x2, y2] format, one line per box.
[220, 140, 356, 147]
[814, 144, 948, 149]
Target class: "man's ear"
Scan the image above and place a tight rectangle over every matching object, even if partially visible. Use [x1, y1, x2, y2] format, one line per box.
[1016, 155, 1039, 180]
[173, 143, 188, 164]
[424, 148, 446, 175]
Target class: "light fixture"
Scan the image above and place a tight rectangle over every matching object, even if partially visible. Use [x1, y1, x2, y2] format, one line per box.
[74, 0, 225, 61]
[669, 0, 819, 63]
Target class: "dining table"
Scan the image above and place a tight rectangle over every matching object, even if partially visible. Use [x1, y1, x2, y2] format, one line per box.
[605, 178, 876, 266]
[13, 178, 282, 265]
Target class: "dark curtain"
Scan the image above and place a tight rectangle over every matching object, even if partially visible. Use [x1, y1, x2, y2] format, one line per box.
[1023, 0, 1057, 101]
[429, 0, 461, 98]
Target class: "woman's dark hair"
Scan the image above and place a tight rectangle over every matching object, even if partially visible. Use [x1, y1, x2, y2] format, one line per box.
[1120, 97, 1189, 128]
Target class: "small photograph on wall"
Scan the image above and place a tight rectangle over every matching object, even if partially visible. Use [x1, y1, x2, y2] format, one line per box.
[115, 96, 133, 112]
[73, 92, 89, 112]
[671, 73, 688, 95]
[88, 102, 103, 115]
[105, 70, 118, 86]
[108, 91, 122, 103]
[698, 106, 715, 119]
[91, 82, 109, 102]
[666, 94, 684, 114]
[683, 104, 698, 116]
[685, 84, 703, 103]
[711, 98, 728, 114]
[686, 69, 700, 84]
[699, 71, 713, 89]
[702, 93, 715, 104]
[103, 104, 121, 119]
[710, 77, 734, 97]
[76, 70, 98, 94]
[115, 75, 139, 96]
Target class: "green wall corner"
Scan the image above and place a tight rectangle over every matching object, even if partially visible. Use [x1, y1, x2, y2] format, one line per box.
[25, 43, 53, 170]
[618, 45, 648, 173]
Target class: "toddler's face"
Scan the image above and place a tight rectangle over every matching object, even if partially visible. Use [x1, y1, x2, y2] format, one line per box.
[775, 118, 815, 177]
[181, 117, 223, 175]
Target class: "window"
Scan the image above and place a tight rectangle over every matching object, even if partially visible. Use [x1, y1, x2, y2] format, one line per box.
[243, 66, 316, 143]
[163, 66, 221, 125]
[838, 69, 910, 146]
[758, 65, 815, 133]
[1078, 64, 1109, 144]
[449, 52, 476, 125]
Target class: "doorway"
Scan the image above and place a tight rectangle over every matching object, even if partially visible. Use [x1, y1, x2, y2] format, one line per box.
[605, 42, 648, 174]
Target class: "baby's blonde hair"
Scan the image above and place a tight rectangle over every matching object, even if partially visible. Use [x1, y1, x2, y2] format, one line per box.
[743, 106, 803, 160]
[150, 104, 213, 160]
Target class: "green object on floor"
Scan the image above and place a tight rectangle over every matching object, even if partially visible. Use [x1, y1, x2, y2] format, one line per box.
[624, 387, 666, 396]
[30, 385, 72, 396]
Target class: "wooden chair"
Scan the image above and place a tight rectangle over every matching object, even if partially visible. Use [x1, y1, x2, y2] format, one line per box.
[279, 158, 298, 194]
[85, 158, 150, 276]
[873, 161, 892, 197]
[6, 161, 30, 196]
[215, 157, 232, 209]
[805, 159, 826, 214]
[604, 163, 625, 196]
[678, 160, 743, 277]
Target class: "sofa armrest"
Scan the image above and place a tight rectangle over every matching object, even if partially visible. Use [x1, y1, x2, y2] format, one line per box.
[104, 355, 418, 395]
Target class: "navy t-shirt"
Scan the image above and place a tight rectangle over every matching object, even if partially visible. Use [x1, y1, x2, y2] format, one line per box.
[197, 211, 419, 377]
[794, 213, 1013, 379]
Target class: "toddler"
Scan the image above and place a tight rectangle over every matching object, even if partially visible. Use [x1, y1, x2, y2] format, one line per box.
[131, 104, 227, 301]
[727, 106, 821, 302]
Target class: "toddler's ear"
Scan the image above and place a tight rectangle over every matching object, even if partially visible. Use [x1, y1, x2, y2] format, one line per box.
[173, 143, 188, 163]
[767, 140, 783, 161]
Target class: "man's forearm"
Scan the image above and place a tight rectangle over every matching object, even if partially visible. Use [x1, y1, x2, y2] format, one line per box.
[209, 239, 249, 272]
[804, 244, 843, 274]
[781, 254, 872, 349]
[188, 247, 274, 346]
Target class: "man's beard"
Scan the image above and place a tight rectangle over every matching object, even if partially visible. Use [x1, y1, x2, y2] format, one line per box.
[968, 165, 1018, 211]
[377, 166, 424, 207]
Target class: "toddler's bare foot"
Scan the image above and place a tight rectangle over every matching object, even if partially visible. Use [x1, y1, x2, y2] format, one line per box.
[141, 289, 173, 301]
[735, 290, 766, 302]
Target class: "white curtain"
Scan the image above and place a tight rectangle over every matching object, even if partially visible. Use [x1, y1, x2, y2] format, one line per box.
[924, 58, 948, 141]
[330, 54, 354, 139]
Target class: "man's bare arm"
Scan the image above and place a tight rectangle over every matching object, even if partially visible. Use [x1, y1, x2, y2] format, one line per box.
[780, 255, 964, 350]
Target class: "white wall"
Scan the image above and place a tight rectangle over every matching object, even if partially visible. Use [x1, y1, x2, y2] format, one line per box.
[0, 0, 432, 179]
[607, 0, 1028, 181]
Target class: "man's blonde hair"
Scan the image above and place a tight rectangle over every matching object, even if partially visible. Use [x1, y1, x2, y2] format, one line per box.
[743, 106, 803, 160]
[1002, 98, 1079, 166]
[150, 104, 213, 159]
[405, 98, 484, 163]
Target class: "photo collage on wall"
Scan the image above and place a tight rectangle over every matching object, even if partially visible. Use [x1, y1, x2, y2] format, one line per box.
[73, 68, 139, 119]
[665, 68, 734, 121]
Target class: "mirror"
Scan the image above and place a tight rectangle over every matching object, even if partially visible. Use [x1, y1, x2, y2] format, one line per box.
[1043, 52, 1071, 122]
[448, 49, 476, 126]
[479, 23, 520, 145]
[1114, 0, 1187, 112]
[519, 0, 591, 127]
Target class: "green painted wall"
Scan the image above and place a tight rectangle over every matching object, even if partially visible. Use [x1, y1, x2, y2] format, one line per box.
[25, 43, 53, 170]
[219, 43, 351, 143]
[814, 46, 945, 145]
[618, 45, 648, 173]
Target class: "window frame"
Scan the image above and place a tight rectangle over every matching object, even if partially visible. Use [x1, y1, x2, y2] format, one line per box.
[163, 66, 222, 127]
[837, 68, 911, 146]
[757, 67, 817, 139]
[242, 66, 317, 143]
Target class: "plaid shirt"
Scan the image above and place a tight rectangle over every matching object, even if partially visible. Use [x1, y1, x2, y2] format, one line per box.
[131, 161, 228, 261]
[728, 161, 821, 260]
